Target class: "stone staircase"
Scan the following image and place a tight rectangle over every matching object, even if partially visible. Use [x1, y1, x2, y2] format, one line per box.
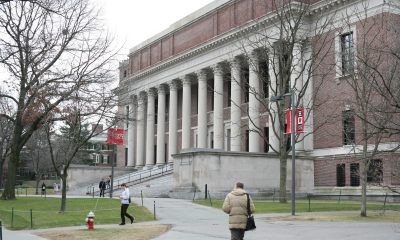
[77, 164, 174, 197]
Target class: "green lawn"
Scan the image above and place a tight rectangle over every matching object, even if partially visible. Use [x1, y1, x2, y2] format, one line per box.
[0, 197, 154, 230]
[194, 199, 400, 213]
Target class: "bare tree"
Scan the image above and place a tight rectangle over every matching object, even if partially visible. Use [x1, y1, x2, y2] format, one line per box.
[44, 91, 115, 212]
[0, 0, 117, 199]
[231, 0, 336, 202]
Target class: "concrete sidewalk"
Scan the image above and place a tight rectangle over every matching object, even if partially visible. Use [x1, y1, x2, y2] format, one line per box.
[138, 198, 400, 240]
[2, 196, 400, 240]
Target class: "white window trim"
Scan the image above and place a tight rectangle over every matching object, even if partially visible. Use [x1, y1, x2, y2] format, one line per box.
[335, 25, 357, 83]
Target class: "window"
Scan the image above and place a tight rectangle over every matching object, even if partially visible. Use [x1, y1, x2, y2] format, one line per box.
[125, 148, 128, 166]
[210, 131, 214, 149]
[243, 67, 249, 103]
[264, 127, 269, 153]
[341, 32, 355, 75]
[343, 110, 355, 145]
[226, 74, 231, 107]
[259, 60, 269, 99]
[336, 164, 346, 187]
[335, 27, 356, 80]
[367, 159, 383, 184]
[123, 70, 127, 78]
[226, 129, 231, 151]
[155, 97, 158, 123]
[245, 130, 249, 152]
[125, 105, 129, 129]
[350, 163, 360, 186]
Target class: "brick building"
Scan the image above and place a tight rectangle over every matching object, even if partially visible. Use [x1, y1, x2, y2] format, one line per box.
[115, 0, 400, 196]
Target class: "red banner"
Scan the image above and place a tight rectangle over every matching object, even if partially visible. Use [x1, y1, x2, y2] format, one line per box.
[286, 108, 305, 134]
[107, 128, 124, 145]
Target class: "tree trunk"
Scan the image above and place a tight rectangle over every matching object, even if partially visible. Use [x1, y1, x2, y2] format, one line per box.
[279, 155, 288, 203]
[0, 158, 4, 188]
[1, 150, 18, 200]
[35, 175, 40, 195]
[60, 175, 67, 212]
[360, 114, 368, 217]
[360, 159, 367, 217]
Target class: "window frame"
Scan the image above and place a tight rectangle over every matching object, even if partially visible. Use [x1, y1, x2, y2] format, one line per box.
[335, 26, 357, 82]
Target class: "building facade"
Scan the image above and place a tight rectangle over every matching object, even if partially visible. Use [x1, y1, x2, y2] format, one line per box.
[116, 0, 400, 195]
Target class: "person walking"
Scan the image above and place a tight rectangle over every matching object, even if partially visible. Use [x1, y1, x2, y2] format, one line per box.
[119, 183, 134, 225]
[41, 182, 46, 196]
[106, 175, 111, 189]
[99, 178, 106, 197]
[222, 182, 255, 240]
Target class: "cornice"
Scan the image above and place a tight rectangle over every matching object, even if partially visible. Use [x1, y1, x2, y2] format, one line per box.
[120, 0, 369, 87]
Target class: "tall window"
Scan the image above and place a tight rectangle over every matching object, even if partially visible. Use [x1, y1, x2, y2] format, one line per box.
[245, 130, 249, 152]
[367, 159, 383, 184]
[210, 131, 214, 149]
[264, 127, 269, 153]
[125, 148, 128, 166]
[343, 110, 355, 145]
[259, 60, 269, 99]
[341, 32, 355, 75]
[350, 163, 360, 186]
[155, 97, 158, 123]
[336, 164, 346, 187]
[226, 75, 231, 107]
[125, 105, 129, 129]
[226, 129, 231, 151]
[243, 67, 249, 103]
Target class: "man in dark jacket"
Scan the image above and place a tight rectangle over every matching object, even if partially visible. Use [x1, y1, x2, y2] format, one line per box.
[223, 182, 255, 240]
[99, 178, 106, 197]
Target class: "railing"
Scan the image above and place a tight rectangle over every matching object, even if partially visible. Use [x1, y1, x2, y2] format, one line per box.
[86, 164, 173, 195]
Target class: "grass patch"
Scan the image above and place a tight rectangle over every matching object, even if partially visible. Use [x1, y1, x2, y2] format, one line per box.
[194, 199, 400, 214]
[263, 212, 400, 222]
[0, 197, 154, 230]
[36, 224, 172, 240]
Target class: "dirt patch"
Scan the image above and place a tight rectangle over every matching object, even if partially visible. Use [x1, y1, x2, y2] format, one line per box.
[36, 224, 172, 240]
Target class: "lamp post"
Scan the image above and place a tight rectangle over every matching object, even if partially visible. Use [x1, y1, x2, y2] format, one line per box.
[270, 89, 296, 216]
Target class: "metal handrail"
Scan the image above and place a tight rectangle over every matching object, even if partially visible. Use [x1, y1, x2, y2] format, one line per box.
[86, 164, 173, 194]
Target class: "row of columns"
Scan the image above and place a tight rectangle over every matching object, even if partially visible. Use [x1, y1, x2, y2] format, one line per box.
[126, 49, 306, 167]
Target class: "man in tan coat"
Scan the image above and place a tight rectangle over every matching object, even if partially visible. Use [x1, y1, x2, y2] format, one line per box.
[222, 182, 255, 240]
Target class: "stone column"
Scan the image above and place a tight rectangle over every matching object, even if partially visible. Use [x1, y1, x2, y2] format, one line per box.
[181, 76, 192, 149]
[213, 64, 224, 150]
[248, 52, 260, 152]
[168, 81, 178, 163]
[230, 58, 242, 151]
[269, 53, 280, 152]
[136, 93, 146, 167]
[292, 43, 304, 151]
[303, 44, 314, 151]
[156, 85, 166, 165]
[196, 69, 208, 148]
[145, 89, 156, 166]
[127, 96, 136, 167]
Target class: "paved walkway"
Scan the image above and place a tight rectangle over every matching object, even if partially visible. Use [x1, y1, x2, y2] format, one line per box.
[2, 196, 400, 239]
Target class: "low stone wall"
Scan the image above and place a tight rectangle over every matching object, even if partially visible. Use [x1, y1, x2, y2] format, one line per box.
[66, 164, 134, 192]
[171, 149, 314, 199]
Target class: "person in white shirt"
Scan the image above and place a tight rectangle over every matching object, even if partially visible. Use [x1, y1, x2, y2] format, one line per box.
[119, 183, 134, 225]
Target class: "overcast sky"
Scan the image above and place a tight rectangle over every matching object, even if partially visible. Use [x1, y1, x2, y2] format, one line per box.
[95, 0, 215, 60]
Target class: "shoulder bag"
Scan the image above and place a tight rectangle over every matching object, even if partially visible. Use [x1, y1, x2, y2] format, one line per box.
[245, 193, 256, 231]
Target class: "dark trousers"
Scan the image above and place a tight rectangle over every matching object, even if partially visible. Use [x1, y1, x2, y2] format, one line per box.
[230, 229, 245, 240]
[99, 188, 105, 197]
[120, 204, 133, 224]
